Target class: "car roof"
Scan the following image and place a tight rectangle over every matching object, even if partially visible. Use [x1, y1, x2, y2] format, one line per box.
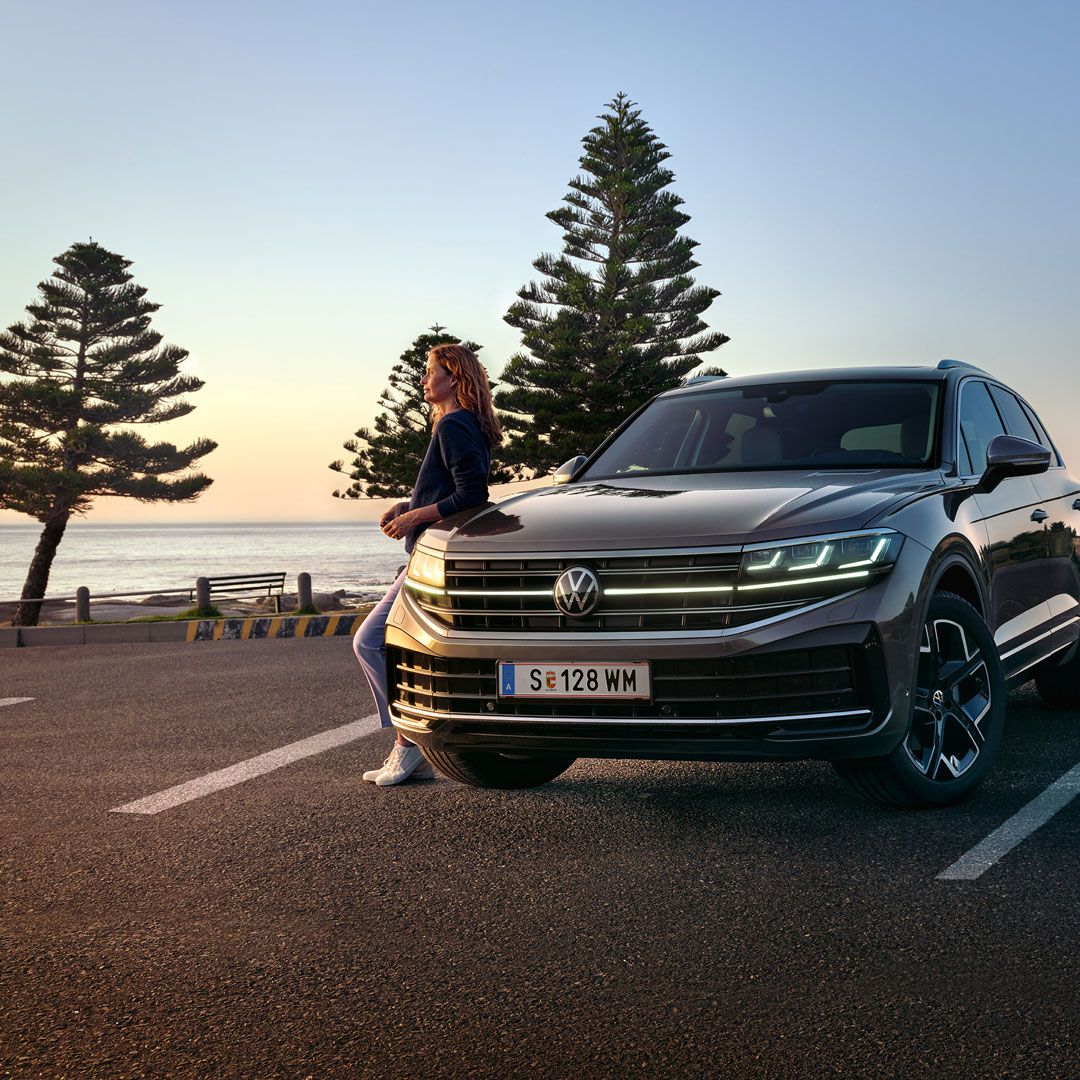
[663, 361, 984, 400]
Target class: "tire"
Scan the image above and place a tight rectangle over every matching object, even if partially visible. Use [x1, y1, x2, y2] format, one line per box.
[835, 591, 1005, 808]
[1034, 646, 1080, 708]
[422, 748, 576, 790]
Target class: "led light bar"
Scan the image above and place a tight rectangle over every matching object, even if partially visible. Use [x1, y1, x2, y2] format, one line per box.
[838, 538, 890, 569]
[737, 569, 871, 591]
[787, 544, 832, 571]
[605, 585, 734, 596]
[405, 579, 447, 596]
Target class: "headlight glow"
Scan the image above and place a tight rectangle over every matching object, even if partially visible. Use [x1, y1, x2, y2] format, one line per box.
[736, 530, 902, 593]
[407, 549, 445, 590]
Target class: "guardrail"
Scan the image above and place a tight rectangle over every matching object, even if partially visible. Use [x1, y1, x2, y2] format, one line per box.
[0, 572, 316, 623]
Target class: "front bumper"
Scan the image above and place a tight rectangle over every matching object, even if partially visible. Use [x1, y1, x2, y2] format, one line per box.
[385, 543, 925, 763]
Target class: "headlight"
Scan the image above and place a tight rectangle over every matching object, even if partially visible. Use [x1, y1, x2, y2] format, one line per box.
[738, 530, 903, 594]
[406, 548, 445, 591]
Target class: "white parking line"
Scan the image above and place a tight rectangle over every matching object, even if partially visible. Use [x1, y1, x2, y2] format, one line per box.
[110, 713, 383, 815]
[938, 761, 1080, 880]
[0, 697, 34, 708]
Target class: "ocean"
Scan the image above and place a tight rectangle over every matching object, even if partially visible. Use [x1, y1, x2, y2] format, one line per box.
[0, 521, 407, 603]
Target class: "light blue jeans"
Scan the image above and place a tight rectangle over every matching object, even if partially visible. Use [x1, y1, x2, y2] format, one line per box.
[352, 569, 407, 728]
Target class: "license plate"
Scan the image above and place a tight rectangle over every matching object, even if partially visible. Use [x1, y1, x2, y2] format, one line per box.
[497, 661, 651, 700]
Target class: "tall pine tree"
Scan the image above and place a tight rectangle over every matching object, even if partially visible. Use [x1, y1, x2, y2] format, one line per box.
[497, 93, 728, 476]
[329, 326, 482, 500]
[0, 241, 216, 626]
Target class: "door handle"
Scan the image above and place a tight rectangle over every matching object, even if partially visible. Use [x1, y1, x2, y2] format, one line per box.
[1073, 498, 1080, 511]
[1031, 509, 1049, 522]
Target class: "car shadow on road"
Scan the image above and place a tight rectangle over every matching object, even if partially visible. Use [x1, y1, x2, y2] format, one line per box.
[465, 683, 1080, 875]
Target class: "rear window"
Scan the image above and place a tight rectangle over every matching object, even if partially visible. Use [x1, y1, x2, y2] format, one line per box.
[583, 380, 942, 478]
[988, 385, 1040, 445]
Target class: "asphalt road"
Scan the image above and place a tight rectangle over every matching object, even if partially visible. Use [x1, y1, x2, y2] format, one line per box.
[1, 639, 1078, 1078]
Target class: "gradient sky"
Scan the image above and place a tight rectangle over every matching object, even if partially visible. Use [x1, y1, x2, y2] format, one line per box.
[1, 0, 1077, 523]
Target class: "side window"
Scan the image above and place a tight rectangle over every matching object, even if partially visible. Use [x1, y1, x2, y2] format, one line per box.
[957, 381, 1006, 476]
[988, 385, 1040, 444]
[1019, 399, 1062, 466]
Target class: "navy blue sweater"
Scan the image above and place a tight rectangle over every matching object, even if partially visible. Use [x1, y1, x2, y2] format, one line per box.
[406, 409, 491, 553]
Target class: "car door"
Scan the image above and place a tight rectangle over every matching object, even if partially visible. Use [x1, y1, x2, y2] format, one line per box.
[956, 379, 1050, 674]
[990, 384, 1080, 660]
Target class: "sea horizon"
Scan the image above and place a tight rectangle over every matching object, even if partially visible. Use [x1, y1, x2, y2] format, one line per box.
[0, 520, 404, 602]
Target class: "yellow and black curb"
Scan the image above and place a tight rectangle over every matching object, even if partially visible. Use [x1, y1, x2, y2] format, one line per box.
[186, 612, 364, 642]
[1, 611, 367, 648]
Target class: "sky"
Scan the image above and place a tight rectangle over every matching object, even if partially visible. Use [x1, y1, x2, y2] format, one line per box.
[1, 0, 1077, 524]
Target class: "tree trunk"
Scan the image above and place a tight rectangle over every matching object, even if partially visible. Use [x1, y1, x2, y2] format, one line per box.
[13, 509, 72, 627]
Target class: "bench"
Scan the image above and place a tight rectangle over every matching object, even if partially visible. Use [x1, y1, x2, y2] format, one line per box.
[191, 573, 287, 613]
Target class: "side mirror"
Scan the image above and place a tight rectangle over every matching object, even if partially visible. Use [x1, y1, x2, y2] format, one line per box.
[552, 454, 588, 486]
[975, 434, 1051, 493]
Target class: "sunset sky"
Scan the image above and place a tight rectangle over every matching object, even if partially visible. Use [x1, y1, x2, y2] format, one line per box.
[1, 0, 1077, 524]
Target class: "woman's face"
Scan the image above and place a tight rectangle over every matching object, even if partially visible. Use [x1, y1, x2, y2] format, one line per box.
[422, 355, 457, 407]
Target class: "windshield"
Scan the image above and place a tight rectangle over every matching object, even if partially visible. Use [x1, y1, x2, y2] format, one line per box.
[583, 380, 942, 479]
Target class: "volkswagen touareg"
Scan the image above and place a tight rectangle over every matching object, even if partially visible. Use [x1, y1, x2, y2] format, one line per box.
[385, 360, 1080, 807]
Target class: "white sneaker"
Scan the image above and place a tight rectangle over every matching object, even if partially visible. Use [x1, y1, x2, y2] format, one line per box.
[372, 743, 435, 786]
[363, 745, 432, 783]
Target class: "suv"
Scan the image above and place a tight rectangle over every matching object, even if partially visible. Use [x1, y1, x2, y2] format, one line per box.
[386, 361, 1080, 807]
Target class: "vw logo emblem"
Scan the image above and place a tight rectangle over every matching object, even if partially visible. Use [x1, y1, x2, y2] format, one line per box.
[554, 565, 600, 617]
[932, 690, 945, 710]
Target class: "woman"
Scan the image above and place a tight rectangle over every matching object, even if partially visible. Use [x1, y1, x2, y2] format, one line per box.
[353, 343, 502, 786]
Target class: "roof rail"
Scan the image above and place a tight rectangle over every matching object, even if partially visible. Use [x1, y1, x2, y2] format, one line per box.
[683, 374, 728, 386]
[938, 358, 990, 375]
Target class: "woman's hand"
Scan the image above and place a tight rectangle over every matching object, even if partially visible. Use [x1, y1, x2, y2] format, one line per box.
[381, 508, 420, 540]
[379, 500, 409, 530]
[382, 502, 442, 540]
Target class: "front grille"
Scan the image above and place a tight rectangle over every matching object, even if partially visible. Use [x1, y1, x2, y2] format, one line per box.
[412, 552, 841, 633]
[388, 640, 881, 735]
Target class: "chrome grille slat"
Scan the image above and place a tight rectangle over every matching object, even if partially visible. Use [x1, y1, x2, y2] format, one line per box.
[395, 683, 490, 702]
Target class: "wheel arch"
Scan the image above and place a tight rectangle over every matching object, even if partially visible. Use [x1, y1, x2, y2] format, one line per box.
[922, 539, 988, 621]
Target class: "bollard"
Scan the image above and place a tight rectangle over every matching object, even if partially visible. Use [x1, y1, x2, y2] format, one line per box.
[76, 586, 90, 623]
[297, 572, 313, 612]
[196, 576, 210, 613]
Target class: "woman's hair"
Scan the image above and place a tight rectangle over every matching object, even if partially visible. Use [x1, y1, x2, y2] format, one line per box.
[429, 343, 504, 446]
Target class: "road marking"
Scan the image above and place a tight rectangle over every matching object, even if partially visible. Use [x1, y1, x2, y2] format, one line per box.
[0, 697, 34, 708]
[938, 761, 1080, 880]
[110, 712, 382, 815]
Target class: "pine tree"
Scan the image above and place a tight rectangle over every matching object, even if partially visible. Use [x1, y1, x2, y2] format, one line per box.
[0, 241, 216, 626]
[329, 326, 482, 500]
[497, 93, 729, 477]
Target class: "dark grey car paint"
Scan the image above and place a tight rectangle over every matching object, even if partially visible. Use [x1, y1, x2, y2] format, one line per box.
[386, 365, 1080, 763]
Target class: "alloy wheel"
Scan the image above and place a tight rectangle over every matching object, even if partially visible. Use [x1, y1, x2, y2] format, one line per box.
[905, 618, 992, 781]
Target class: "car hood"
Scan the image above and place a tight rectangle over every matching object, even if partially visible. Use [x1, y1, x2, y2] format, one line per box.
[421, 470, 945, 553]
